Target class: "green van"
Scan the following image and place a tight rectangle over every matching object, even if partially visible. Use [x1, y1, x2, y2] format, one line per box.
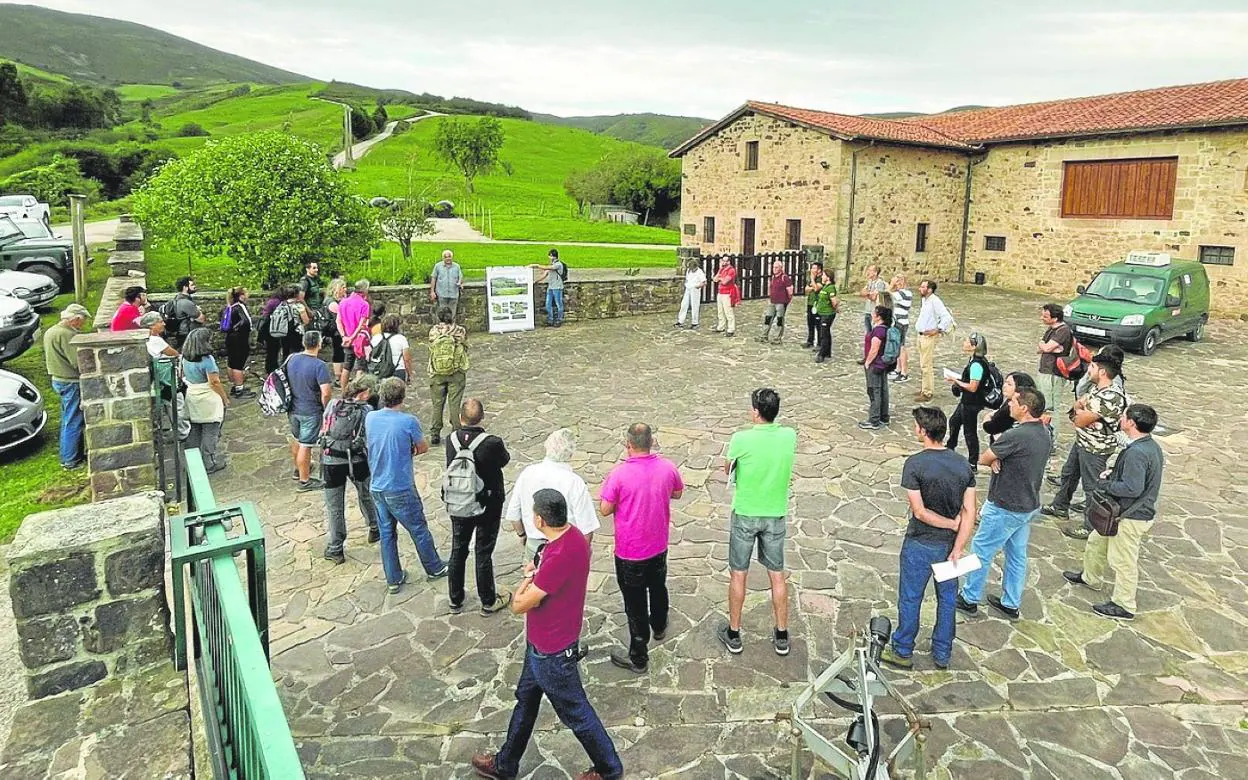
[1064, 251, 1210, 356]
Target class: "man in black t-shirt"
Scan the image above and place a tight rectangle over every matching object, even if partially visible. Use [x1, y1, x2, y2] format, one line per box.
[1037, 304, 1073, 445]
[958, 388, 1051, 620]
[882, 407, 976, 671]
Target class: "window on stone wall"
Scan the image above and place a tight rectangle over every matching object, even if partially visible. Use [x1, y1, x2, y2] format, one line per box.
[984, 235, 1006, 252]
[915, 222, 929, 253]
[785, 219, 802, 251]
[1199, 245, 1235, 266]
[744, 141, 759, 171]
[703, 216, 716, 244]
[1060, 157, 1177, 219]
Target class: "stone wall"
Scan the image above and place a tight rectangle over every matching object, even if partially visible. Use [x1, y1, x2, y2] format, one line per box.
[678, 113, 844, 255]
[965, 127, 1248, 317]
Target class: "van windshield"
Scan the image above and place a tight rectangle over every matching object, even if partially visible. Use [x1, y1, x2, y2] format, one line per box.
[1084, 272, 1164, 306]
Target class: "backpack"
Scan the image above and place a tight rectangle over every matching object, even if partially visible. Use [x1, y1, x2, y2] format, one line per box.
[367, 334, 396, 379]
[219, 304, 233, 333]
[981, 361, 1005, 409]
[319, 399, 369, 459]
[268, 302, 294, 339]
[557, 260, 569, 281]
[257, 358, 294, 416]
[159, 294, 192, 341]
[441, 433, 487, 517]
[312, 303, 336, 336]
[429, 332, 464, 376]
[1056, 332, 1094, 381]
[881, 325, 903, 368]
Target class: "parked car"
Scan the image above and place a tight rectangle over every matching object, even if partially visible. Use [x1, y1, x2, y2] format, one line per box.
[0, 215, 78, 291]
[0, 294, 39, 363]
[1064, 251, 1210, 356]
[0, 367, 47, 453]
[0, 270, 59, 309]
[0, 195, 51, 226]
[11, 218, 59, 240]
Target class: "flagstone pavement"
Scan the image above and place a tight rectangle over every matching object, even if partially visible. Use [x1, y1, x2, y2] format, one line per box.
[209, 284, 1248, 779]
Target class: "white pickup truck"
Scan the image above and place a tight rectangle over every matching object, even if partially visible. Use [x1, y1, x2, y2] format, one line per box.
[0, 195, 51, 226]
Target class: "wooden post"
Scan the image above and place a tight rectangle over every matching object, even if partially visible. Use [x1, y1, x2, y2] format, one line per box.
[68, 194, 87, 303]
[341, 104, 355, 170]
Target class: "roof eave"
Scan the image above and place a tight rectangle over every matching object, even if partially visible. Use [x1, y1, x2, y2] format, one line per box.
[969, 118, 1248, 146]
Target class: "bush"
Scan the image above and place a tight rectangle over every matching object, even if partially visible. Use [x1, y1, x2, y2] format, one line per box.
[372, 104, 389, 131]
[391, 119, 412, 136]
[177, 122, 209, 137]
[349, 105, 375, 140]
[0, 154, 99, 207]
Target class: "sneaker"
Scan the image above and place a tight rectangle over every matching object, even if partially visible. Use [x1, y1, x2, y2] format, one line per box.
[652, 626, 667, 642]
[688, 323, 699, 330]
[449, 601, 465, 615]
[802, 341, 814, 348]
[716, 623, 743, 654]
[712, 328, 724, 333]
[291, 470, 300, 481]
[674, 322, 683, 329]
[230, 387, 257, 398]
[956, 594, 979, 615]
[879, 646, 912, 669]
[755, 335, 769, 343]
[205, 460, 228, 474]
[429, 434, 441, 446]
[1041, 504, 1069, 520]
[773, 630, 790, 656]
[888, 370, 900, 380]
[897, 374, 910, 383]
[575, 643, 588, 661]
[470, 753, 502, 780]
[61, 459, 86, 471]
[1062, 570, 1097, 590]
[1070, 500, 1087, 512]
[323, 550, 345, 565]
[1062, 525, 1092, 541]
[933, 658, 950, 671]
[387, 571, 408, 594]
[1092, 601, 1135, 621]
[987, 594, 1020, 620]
[725, 331, 735, 337]
[297, 477, 324, 492]
[913, 392, 933, 402]
[857, 421, 882, 430]
[427, 564, 449, 581]
[367, 528, 380, 544]
[609, 649, 647, 674]
[1045, 475, 1063, 488]
[815, 354, 826, 364]
[481, 589, 512, 616]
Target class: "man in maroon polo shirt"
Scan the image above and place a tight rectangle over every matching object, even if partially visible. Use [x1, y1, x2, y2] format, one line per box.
[757, 259, 795, 344]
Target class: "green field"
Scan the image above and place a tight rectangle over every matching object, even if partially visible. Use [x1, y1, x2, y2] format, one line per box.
[343, 116, 680, 245]
[115, 83, 181, 101]
[0, 251, 111, 542]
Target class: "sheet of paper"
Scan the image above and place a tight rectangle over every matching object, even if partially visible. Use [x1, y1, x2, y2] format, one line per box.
[931, 554, 981, 583]
[942, 368, 961, 381]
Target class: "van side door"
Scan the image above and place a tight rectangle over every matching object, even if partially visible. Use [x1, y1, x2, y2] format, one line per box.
[1161, 274, 1186, 337]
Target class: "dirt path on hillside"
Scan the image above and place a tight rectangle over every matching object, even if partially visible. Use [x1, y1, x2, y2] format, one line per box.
[331, 110, 444, 170]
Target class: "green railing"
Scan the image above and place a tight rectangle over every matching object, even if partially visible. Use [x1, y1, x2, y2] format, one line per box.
[170, 449, 304, 779]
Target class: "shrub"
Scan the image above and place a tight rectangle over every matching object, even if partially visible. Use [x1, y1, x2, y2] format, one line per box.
[0, 154, 99, 206]
[391, 119, 412, 136]
[372, 104, 389, 131]
[177, 122, 209, 137]
[349, 105, 375, 140]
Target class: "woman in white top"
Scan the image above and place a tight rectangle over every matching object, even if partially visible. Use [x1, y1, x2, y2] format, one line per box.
[370, 314, 413, 381]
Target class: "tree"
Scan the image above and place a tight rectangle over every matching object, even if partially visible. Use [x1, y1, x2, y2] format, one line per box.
[0, 154, 97, 206]
[564, 148, 681, 225]
[0, 62, 28, 126]
[377, 154, 437, 259]
[349, 105, 374, 140]
[131, 132, 379, 287]
[433, 116, 505, 193]
[372, 104, 389, 132]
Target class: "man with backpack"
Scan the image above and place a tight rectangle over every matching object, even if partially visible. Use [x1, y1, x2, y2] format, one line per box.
[321, 373, 380, 565]
[531, 248, 568, 327]
[444, 398, 512, 616]
[299, 261, 325, 310]
[287, 330, 333, 492]
[427, 307, 468, 446]
[1037, 304, 1075, 446]
[859, 305, 895, 430]
[160, 276, 205, 350]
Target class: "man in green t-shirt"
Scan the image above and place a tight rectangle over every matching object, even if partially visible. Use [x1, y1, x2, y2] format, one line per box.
[719, 388, 798, 657]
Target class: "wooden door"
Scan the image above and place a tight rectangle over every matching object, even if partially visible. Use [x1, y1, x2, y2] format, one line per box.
[741, 218, 756, 256]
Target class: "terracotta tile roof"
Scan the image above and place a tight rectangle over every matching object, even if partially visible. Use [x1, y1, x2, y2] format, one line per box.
[670, 79, 1248, 157]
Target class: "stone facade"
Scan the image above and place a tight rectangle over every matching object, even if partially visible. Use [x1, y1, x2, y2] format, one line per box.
[73, 330, 157, 501]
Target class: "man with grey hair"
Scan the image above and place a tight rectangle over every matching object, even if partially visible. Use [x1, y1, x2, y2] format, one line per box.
[337, 278, 372, 391]
[506, 428, 599, 557]
[286, 330, 332, 491]
[599, 423, 684, 673]
[44, 303, 90, 469]
[430, 250, 464, 318]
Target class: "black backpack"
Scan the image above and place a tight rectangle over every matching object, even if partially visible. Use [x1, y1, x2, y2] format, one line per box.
[556, 260, 569, 281]
[319, 399, 369, 457]
[367, 334, 396, 379]
[159, 294, 192, 341]
[981, 361, 1005, 409]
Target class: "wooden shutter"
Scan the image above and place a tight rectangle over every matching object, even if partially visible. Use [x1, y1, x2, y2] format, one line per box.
[785, 219, 801, 251]
[1061, 158, 1177, 219]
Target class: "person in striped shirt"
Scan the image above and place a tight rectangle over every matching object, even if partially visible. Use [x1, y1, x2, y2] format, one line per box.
[889, 273, 914, 383]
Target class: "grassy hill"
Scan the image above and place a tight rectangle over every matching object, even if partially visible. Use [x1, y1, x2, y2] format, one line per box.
[0, 4, 307, 86]
[344, 116, 679, 244]
[533, 112, 711, 150]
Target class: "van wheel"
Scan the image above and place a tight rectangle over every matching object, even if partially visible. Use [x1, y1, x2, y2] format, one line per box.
[26, 263, 64, 291]
[1186, 317, 1207, 342]
[1141, 327, 1160, 356]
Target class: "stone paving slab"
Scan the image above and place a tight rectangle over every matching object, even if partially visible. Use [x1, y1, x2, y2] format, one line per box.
[209, 284, 1248, 778]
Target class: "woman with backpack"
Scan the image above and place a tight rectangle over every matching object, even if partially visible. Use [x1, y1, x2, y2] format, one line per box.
[258, 287, 285, 375]
[181, 327, 230, 474]
[324, 278, 348, 387]
[945, 331, 993, 468]
[221, 286, 255, 399]
[320, 373, 380, 565]
[982, 371, 1038, 445]
[369, 314, 413, 381]
[280, 285, 312, 364]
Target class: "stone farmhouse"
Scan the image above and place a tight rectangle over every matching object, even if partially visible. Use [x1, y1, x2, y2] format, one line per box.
[671, 79, 1248, 316]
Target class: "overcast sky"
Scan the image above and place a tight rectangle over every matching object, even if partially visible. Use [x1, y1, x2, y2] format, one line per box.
[20, 0, 1248, 118]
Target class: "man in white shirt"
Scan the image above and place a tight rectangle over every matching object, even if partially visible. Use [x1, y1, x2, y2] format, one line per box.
[506, 428, 600, 556]
[676, 258, 707, 329]
[142, 312, 190, 441]
[913, 279, 954, 403]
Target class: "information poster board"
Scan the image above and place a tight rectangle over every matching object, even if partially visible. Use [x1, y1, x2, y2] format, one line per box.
[486, 266, 535, 333]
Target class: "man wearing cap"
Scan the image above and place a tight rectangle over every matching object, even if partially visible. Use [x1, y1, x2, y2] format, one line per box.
[142, 311, 190, 441]
[44, 303, 90, 469]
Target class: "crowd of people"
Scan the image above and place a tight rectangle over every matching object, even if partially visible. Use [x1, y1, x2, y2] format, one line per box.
[36, 253, 1169, 780]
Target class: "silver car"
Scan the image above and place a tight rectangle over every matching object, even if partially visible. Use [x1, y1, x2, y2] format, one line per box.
[0, 270, 60, 308]
[0, 368, 46, 453]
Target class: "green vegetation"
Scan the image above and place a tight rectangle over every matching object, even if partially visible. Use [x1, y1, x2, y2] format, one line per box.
[533, 112, 711, 150]
[564, 148, 681, 226]
[116, 84, 181, 102]
[434, 116, 506, 193]
[0, 4, 306, 86]
[315, 81, 531, 120]
[0, 249, 111, 542]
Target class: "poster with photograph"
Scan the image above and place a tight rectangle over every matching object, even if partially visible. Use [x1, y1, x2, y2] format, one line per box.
[486, 266, 535, 333]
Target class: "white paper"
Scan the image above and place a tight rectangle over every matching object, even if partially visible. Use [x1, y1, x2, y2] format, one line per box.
[931, 554, 981, 583]
[942, 368, 961, 381]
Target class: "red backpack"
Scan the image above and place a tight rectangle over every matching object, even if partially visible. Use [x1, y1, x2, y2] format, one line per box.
[1055, 330, 1094, 380]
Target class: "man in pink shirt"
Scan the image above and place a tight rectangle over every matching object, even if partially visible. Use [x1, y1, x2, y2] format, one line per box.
[335, 278, 371, 389]
[598, 423, 684, 673]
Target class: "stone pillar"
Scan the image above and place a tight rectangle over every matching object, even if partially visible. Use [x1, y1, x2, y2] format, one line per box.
[113, 221, 143, 253]
[72, 330, 157, 501]
[7, 493, 171, 699]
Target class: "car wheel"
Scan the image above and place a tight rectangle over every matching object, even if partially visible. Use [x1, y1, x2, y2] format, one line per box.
[1141, 327, 1160, 356]
[27, 263, 65, 291]
[1186, 317, 1206, 342]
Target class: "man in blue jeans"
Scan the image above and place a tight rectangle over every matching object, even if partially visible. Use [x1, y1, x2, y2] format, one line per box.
[472, 489, 622, 780]
[43, 303, 90, 469]
[366, 377, 448, 594]
[286, 330, 332, 491]
[958, 387, 1051, 620]
[882, 406, 976, 670]
[530, 249, 567, 326]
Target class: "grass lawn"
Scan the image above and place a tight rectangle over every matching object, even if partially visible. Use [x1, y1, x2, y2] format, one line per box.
[145, 240, 676, 291]
[116, 83, 181, 102]
[343, 116, 680, 246]
[0, 249, 111, 543]
[143, 83, 344, 152]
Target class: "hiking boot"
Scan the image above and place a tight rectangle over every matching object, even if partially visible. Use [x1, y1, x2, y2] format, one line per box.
[427, 564, 449, 581]
[429, 433, 441, 446]
[1062, 525, 1092, 540]
[716, 623, 743, 654]
[652, 626, 667, 641]
[449, 601, 465, 615]
[297, 477, 324, 492]
[987, 594, 1020, 620]
[1062, 570, 1098, 590]
[323, 550, 345, 565]
[367, 528, 379, 544]
[387, 571, 408, 594]
[481, 589, 512, 616]
[1041, 503, 1068, 520]
[1092, 601, 1135, 621]
[879, 646, 912, 669]
[609, 649, 647, 674]
[956, 594, 979, 615]
[773, 629, 790, 656]
[815, 354, 826, 364]
[470, 753, 504, 780]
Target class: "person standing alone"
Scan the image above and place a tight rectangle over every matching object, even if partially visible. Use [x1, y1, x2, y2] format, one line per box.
[757, 260, 794, 344]
[675, 258, 706, 329]
[432, 250, 465, 319]
[712, 257, 739, 337]
[599, 423, 685, 673]
[913, 280, 953, 403]
[531, 249, 567, 327]
[44, 303, 90, 469]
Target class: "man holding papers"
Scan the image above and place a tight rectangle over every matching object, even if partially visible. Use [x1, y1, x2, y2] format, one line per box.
[881, 407, 976, 671]
[957, 388, 1051, 620]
